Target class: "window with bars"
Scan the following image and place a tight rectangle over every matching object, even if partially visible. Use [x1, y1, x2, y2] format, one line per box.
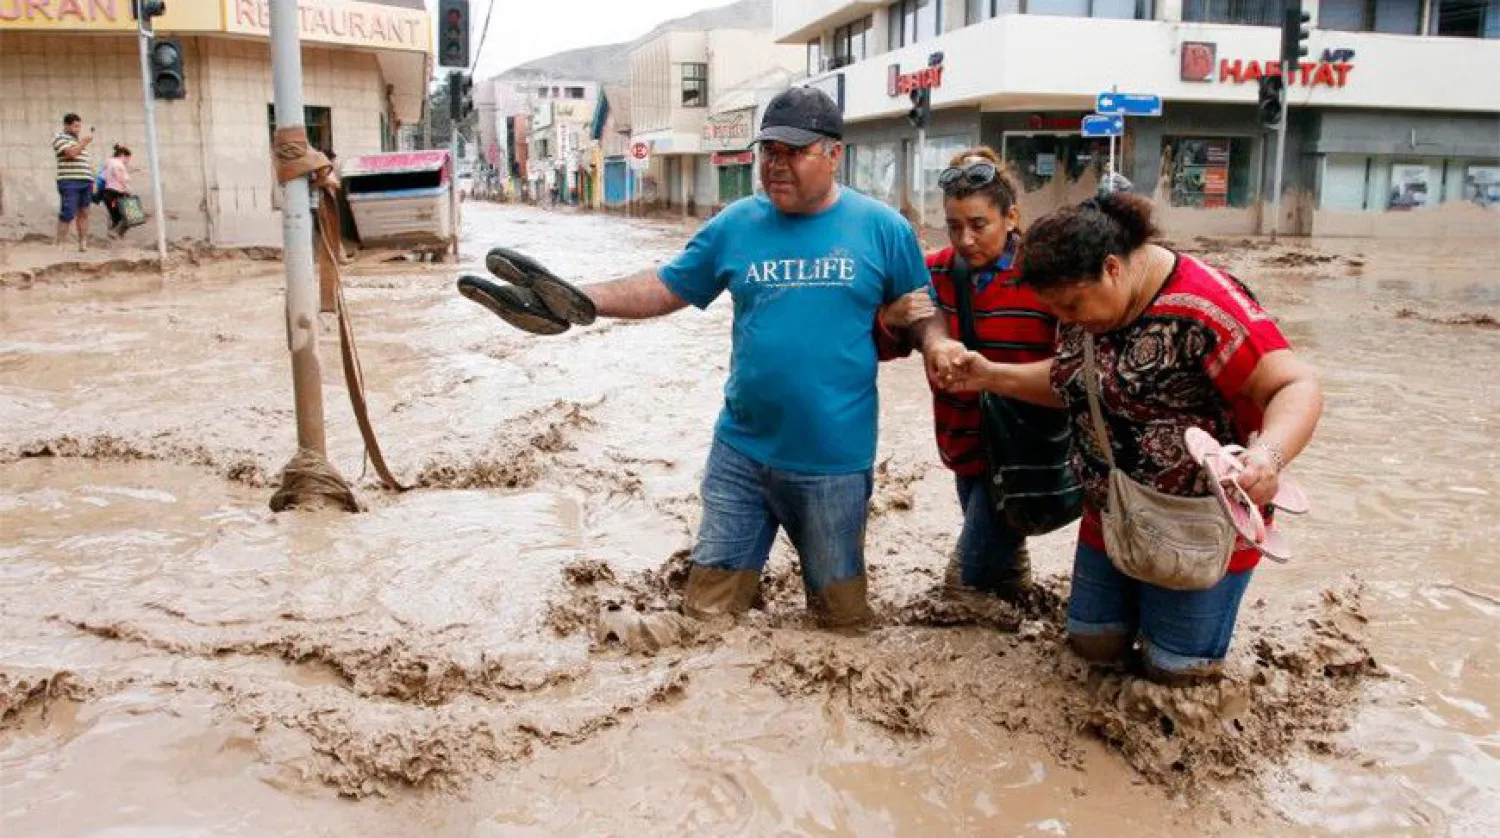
[1429, 0, 1500, 37]
[888, 0, 941, 49]
[681, 63, 707, 108]
[1319, 0, 1422, 34]
[1181, 0, 1281, 26]
[832, 16, 872, 67]
[268, 105, 333, 156]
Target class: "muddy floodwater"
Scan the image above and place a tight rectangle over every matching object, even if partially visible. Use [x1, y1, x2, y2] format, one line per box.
[2, 204, 1497, 836]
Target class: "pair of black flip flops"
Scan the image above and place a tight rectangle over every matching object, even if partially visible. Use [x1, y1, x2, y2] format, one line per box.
[457, 247, 597, 335]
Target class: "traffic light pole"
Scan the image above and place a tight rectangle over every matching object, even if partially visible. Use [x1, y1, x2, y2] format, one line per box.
[916, 125, 927, 239]
[1269, 62, 1291, 242]
[269, 0, 329, 459]
[135, 16, 167, 263]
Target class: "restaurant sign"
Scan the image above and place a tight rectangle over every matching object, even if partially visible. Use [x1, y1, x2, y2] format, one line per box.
[702, 107, 754, 153]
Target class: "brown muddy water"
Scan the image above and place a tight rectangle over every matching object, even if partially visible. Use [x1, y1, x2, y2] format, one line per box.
[1, 204, 1497, 836]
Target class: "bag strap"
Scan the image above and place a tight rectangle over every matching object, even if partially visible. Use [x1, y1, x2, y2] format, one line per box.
[950, 254, 980, 350]
[1080, 336, 1117, 470]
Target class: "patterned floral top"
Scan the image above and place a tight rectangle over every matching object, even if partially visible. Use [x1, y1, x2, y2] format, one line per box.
[1050, 252, 1290, 573]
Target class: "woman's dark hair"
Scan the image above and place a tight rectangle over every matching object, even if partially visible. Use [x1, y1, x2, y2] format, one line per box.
[941, 146, 1021, 216]
[1018, 191, 1159, 289]
[113, 144, 131, 157]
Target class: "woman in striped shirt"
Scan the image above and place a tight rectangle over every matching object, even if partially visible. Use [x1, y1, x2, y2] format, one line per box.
[879, 147, 1058, 600]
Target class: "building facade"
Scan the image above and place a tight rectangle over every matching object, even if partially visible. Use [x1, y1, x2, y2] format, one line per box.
[631, 28, 804, 214]
[477, 73, 599, 202]
[0, 0, 431, 246]
[777, 0, 1500, 237]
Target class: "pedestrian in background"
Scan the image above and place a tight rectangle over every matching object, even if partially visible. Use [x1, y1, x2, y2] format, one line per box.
[53, 113, 95, 252]
[101, 144, 133, 239]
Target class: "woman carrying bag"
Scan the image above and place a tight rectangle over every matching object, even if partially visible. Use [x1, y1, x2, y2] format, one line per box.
[878, 147, 1076, 601]
[100, 144, 138, 239]
[937, 192, 1323, 684]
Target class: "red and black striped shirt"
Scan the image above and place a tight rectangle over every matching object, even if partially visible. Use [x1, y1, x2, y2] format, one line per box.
[879, 246, 1058, 477]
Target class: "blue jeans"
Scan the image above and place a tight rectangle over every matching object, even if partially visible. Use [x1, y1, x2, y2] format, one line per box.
[58, 181, 92, 223]
[1067, 541, 1253, 674]
[692, 438, 873, 593]
[955, 476, 1027, 590]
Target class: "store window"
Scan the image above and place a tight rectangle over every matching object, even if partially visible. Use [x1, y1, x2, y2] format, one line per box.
[1182, 0, 1281, 26]
[1321, 155, 1500, 209]
[911, 135, 973, 219]
[1003, 133, 1111, 195]
[267, 105, 333, 156]
[1319, 0, 1422, 34]
[1429, 0, 1500, 37]
[681, 63, 708, 108]
[807, 39, 823, 75]
[888, 0, 941, 49]
[832, 16, 872, 67]
[1162, 137, 1256, 208]
[850, 141, 901, 207]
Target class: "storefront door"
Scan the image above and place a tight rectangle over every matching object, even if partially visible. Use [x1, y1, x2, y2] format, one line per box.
[718, 164, 752, 204]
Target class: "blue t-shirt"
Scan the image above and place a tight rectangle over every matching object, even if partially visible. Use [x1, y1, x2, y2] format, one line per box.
[659, 189, 928, 474]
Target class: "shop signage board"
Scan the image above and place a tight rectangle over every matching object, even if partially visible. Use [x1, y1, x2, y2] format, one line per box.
[1096, 93, 1161, 117]
[702, 108, 754, 153]
[1080, 114, 1123, 138]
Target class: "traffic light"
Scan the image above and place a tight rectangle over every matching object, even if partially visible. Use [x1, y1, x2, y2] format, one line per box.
[438, 0, 470, 69]
[131, 0, 166, 21]
[149, 36, 186, 100]
[1257, 74, 1284, 128]
[907, 86, 930, 130]
[1281, 0, 1311, 68]
[448, 73, 474, 121]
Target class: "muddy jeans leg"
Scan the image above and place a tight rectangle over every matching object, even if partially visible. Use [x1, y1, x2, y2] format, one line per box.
[1066, 540, 1139, 665]
[1137, 567, 1254, 681]
[683, 439, 778, 619]
[765, 464, 875, 627]
[953, 475, 1031, 596]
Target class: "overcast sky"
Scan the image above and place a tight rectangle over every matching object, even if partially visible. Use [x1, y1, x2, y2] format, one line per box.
[425, 0, 743, 78]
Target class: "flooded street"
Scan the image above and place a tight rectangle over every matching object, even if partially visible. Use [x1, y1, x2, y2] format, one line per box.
[2, 202, 1497, 836]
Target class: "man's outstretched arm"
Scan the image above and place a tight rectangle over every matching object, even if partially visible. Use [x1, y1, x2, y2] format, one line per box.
[585, 269, 692, 320]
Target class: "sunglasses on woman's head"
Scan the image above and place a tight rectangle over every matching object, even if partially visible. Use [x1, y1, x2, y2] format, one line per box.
[938, 161, 998, 190]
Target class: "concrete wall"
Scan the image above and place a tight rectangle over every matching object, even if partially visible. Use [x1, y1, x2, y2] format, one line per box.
[0, 32, 392, 247]
[632, 31, 709, 137]
[0, 32, 207, 242]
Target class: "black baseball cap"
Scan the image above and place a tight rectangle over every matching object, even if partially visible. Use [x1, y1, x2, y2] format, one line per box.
[754, 87, 842, 147]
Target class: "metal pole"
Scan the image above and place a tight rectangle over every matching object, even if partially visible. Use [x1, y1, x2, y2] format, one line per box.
[270, 0, 328, 456]
[1270, 61, 1290, 242]
[916, 125, 927, 238]
[136, 17, 167, 263]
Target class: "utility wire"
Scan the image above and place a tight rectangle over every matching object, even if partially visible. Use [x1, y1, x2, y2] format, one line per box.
[469, 0, 496, 74]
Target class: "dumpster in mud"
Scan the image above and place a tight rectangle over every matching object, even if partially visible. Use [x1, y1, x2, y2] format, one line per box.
[341, 150, 458, 257]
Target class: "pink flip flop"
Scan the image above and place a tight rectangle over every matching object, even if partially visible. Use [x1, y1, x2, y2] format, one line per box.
[1184, 428, 1293, 563]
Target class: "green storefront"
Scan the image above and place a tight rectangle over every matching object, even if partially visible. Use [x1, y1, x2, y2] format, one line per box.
[716, 152, 755, 204]
[705, 106, 756, 208]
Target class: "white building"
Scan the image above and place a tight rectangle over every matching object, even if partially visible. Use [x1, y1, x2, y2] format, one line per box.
[476, 73, 599, 200]
[631, 28, 804, 213]
[777, 0, 1500, 237]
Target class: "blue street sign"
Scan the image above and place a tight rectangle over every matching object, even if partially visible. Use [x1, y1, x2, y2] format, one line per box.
[1096, 92, 1162, 117]
[1081, 114, 1124, 138]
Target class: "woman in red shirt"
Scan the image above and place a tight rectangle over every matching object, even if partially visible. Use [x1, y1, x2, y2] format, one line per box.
[879, 148, 1057, 600]
[938, 192, 1323, 683]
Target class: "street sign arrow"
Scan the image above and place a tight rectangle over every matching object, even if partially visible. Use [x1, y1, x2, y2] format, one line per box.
[1096, 92, 1162, 117]
[1081, 114, 1124, 138]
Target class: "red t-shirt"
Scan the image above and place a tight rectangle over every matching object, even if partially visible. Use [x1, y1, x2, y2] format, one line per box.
[1049, 252, 1290, 573]
[876, 245, 1057, 477]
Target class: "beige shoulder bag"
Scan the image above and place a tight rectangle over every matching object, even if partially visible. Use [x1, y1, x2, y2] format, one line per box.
[1081, 336, 1238, 591]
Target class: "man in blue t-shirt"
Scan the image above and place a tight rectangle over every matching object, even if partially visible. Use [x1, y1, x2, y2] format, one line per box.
[460, 88, 961, 626]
